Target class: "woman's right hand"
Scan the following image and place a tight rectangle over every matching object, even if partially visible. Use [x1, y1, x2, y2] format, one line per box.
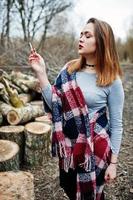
[29, 49, 46, 75]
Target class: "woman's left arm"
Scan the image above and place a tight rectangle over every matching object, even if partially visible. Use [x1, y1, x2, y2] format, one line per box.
[105, 77, 125, 183]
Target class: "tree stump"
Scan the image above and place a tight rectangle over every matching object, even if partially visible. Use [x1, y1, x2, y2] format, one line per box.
[0, 126, 25, 163]
[0, 140, 19, 171]
[0, 171, 34, 200]
[35, 114, 52, 125]
[24, 122, 51, 166]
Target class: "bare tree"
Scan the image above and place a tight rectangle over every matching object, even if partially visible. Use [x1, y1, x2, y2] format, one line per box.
[0, 0, 15, 47]
[14, 0, 72, 49]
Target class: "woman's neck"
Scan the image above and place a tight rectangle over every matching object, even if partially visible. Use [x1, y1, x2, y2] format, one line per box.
[85, 54, 96, 66]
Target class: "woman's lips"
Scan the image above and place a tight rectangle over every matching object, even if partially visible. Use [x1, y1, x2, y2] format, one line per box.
[79, 44, 84, 49]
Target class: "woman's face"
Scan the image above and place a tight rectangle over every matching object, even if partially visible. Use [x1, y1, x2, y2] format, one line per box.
[78, 22, 96, 56]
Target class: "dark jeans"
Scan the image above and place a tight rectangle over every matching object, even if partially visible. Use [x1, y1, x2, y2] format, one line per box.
[59, 168, 105, 200]
[60, 168, 77, 200]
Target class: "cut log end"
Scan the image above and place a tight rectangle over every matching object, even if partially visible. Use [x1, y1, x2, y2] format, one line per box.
[7, 110, 20, 125]
[0, 171, 34, 200]
[25, 122, 51, 135]
[35, 115, 52, 125]
[0, 125, 24, 133]
[0, 140, 19, 162]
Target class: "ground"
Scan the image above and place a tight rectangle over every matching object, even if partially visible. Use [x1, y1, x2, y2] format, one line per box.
[22, 65, 133, 200]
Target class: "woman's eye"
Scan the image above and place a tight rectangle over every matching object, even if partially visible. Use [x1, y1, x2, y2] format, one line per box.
[86, 35, 91, 38]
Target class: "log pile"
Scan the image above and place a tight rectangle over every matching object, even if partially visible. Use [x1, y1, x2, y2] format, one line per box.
[0, 70, 53, 199]
[0, 70, 45, 125]
[0, 70, 53, 168]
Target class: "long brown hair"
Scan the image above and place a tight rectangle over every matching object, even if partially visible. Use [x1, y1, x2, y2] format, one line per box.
[67, 18, 123, 86]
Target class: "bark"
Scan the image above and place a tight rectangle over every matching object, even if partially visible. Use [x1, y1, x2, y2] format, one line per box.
[10, 71, 41, 92]
[10, 71, 35, 80]
[0, 101, 13, 116]
[11, 78, 29, 93]
[24, 146, 46, 167]
[0, 140, 19, 171]
[22, 79, 41, 93]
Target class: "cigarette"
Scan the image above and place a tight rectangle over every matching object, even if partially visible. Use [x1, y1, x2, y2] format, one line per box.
[29, 42, 33, 50]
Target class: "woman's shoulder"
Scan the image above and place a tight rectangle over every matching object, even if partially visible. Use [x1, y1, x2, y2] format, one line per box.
[55, 59, 78, 85]
[109, 75, 123, 90]
[112, 75, 122, 84]
[59, 59, 78, 73]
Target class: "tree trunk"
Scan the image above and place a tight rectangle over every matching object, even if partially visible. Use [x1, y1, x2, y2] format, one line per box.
[0, 140, 19, 171]
[7, 103, 44, 125]
[24, 122, 51, 166]
[0, 171, 34, 200]
[0, 126, 25, 164]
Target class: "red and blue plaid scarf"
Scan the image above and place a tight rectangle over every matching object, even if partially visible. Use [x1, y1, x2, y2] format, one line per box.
[51, 65, 111, 200]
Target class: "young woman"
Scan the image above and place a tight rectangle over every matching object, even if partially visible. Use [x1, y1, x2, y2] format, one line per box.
[29, 18, 125, 200]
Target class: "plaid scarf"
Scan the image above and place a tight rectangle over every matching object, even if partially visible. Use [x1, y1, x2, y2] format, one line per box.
[51, 65, 111, 200]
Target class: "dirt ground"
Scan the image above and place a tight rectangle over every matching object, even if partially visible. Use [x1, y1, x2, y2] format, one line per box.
[22, 65, 133, 200]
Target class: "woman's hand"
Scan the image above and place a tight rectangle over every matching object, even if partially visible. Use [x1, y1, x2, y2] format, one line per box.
[29, 49, 46, 75]
[104, 163, 117, 184]
[28, 49, 50, 88]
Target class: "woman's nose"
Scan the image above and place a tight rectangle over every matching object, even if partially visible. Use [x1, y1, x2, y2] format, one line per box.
[79, 35, 85, 43]
[79, 37, 84, 43]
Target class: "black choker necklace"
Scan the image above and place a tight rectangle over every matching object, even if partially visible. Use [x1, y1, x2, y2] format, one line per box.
[85, 64, 95, 67]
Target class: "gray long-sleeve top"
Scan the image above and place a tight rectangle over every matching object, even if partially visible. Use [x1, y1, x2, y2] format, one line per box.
[42, 71, 125, 155]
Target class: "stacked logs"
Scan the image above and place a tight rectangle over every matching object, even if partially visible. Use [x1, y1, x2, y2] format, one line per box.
[0, 117, 52, 199]
[0, 117, 52, 170]
[0, 70, 53, 199]
[0, 70, 53, 169]
[0, 70, 44, 126]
